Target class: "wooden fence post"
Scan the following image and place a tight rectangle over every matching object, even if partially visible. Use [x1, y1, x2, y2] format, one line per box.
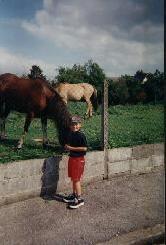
[101, 80, 109, 179]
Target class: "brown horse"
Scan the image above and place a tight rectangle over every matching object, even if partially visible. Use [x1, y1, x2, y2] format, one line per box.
[53, 82, 98, 117]
[0, 73, 72, 148]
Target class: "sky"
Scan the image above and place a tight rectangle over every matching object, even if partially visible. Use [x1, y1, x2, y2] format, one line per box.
[0, 0, 164, 79]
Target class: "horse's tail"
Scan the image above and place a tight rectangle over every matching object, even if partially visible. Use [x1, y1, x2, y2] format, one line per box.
[90, 87, 98, 111]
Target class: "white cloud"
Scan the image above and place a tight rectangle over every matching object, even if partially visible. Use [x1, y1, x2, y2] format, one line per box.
[0, 47, 56, 79]
[21, 0, 164, 76]
[0, 0, 162, 78]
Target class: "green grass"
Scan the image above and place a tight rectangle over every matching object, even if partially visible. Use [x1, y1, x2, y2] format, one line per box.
[0, 103, 164, 163]
[108, 104, 164, 148]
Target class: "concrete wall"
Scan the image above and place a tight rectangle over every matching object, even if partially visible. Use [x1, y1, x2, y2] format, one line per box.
[0, 143, 164, 206]
[108, 143, 164, 176]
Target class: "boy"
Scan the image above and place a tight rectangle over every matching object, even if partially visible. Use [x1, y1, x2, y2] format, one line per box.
[63, 115, 87, 209]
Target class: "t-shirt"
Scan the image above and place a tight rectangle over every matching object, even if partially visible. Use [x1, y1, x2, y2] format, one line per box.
[67, 131, 87, 157]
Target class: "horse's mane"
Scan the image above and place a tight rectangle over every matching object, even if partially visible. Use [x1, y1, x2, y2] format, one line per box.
[47, 93, 72, 145]
[34, 77, 57, 93]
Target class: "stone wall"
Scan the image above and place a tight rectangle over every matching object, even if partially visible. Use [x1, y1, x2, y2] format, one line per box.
[0, 143, 164, 206]
[108, 143, 164, 176]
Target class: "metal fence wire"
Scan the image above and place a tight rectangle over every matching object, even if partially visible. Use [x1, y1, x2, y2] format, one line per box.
[0, 79, 163, 165]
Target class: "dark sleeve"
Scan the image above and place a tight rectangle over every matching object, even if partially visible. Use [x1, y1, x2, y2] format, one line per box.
[80, 133, 88, 147]
[66, 132, 71, 145]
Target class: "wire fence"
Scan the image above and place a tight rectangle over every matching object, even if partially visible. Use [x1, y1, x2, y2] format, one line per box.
[69, 79, 164, 151]
[0, 80, 164, 164]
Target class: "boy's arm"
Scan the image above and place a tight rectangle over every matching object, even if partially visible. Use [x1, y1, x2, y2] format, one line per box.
[64, 145, 87, 152]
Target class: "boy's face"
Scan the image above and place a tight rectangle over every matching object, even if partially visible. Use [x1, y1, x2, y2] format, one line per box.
[70, 122, 81, 132]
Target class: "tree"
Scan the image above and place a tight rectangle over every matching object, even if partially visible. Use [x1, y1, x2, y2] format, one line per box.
[84, 60, 106, 91]
[56, 60, 106, 90]
[134, 70, 146, 81]
[143, 70, 164, 104]
[108, 78, 129, 105]
[28, 65, 46, 80]
[124, 73, 144, 104]
[56, 64, 87, 83]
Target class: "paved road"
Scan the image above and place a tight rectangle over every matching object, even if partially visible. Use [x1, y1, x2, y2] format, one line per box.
[0, 167, 164, 245]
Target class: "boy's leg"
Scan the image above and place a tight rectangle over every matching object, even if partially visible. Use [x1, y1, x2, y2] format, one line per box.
[73, 180, 81, 197]
[72, 181, 76, 195]
[69, 180, 84, 209]
[63, 180, 76, 203]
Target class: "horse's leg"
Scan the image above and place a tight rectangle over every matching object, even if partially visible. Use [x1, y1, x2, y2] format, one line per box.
[0, 117, 6, 140]
[63, 98, 68, 104]
[0, 105, 10, 140]
[41, 116, 49, 147]
[0, 116, 5, 139]
[89, 102, 93, 117]
[0, 117, 7, 139]
[17, 113, 34, 149]
[85, 100, 93, 118]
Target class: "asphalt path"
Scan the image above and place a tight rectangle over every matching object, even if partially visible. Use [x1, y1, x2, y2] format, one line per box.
[0, 167, 164, 245]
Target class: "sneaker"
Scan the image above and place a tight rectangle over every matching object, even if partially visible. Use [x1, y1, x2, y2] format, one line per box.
[68, 198, 84, 209]
[63, 193, 76, 203]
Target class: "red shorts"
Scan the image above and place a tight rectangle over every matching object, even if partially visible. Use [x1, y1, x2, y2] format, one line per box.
[68, 156, 85, 181]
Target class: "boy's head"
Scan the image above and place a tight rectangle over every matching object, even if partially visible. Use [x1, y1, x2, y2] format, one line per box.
[70, 116, 82, 132]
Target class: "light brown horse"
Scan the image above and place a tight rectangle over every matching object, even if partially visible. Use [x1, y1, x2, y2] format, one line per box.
[0, 73, 71, 148]
[53, 82, 98, 117]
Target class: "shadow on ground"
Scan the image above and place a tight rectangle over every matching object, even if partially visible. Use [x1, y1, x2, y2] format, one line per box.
[40, 155, 64, 199]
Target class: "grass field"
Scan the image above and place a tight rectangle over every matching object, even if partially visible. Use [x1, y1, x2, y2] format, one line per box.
[0, 103, 164, 164]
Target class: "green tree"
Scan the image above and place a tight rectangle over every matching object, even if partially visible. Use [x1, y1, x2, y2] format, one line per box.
[56, 60, 106, 91]
[134, 70, 146, 81]
[143, 70, 164, 104]
[124, 73, 144, 104]
[28, 65, 46, 80]
[84, 59, 106, 90]
[56, 64, 87, 83]
[108, 78, 129, 105]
